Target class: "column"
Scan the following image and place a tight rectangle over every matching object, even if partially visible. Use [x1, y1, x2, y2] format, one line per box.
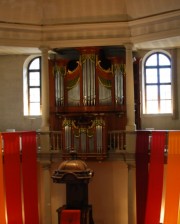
[40, 162, 52, 224]
[40, 47, 50, 131]
[128, 163, 136, 224]
[125, 44, 137, 223]
[125, 44, 136, 131]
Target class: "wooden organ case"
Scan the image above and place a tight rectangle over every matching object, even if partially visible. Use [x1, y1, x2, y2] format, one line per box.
[49, 47, 127, 159]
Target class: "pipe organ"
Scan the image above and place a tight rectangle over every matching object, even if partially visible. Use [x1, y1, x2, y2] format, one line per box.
[49, 47, 127, 159]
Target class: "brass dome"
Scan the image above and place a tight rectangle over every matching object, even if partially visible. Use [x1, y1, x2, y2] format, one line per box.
[52, 150, 94, 184]
[58, 159, 88, 171]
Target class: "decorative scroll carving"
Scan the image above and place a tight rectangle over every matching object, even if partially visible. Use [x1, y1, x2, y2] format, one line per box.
[66, 62, 81, 106]
[96, 62, 113, 105]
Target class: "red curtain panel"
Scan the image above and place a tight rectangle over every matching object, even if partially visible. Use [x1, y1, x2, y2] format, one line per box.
[0, 134, 6, 224]
[21, 131, 39, 224]
[145, 131, 166, 224]
[135, 131, 149, 224]
[3, 132, 23, 224]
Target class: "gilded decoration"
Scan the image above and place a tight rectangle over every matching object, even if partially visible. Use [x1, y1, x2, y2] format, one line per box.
[112, 63, 126, 75]
[62, 119, 72, 127]
[53, 63, 66, 77]
[80, 54, 96, 65]
[66, 61, 80, 90]
[63, 118, 105, 138]
[66, 76, 80, 90]
[98, 76, 112, 89]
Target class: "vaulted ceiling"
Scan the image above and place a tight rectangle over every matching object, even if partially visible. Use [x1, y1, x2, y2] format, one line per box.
[0, 0, 179, 55]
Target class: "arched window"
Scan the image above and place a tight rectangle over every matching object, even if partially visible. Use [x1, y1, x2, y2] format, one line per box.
[142, 51, 172, 114]
[23, 56, 41, 116]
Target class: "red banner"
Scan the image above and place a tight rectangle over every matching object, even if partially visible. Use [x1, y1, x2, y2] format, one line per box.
[3, 132, 23, 224]
[135, 131, 149, 224]
[21, 131, 39, 224]
[0, 134, 6, 224]
[145, 131, 166, 224]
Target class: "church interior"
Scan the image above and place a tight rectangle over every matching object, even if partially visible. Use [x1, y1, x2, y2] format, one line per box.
[0, 0, 180, 223]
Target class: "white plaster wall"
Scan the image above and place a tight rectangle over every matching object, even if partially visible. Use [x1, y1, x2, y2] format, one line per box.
[0, 55, 41, 132]
[88, 161, 128, 224]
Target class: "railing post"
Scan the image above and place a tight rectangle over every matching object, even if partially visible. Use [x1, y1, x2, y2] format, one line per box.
[39, 132, 50, 152]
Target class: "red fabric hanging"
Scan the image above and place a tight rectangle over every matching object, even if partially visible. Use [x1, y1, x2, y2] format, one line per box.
[0, 134, 6, 224]
[21, 131, 39, 224]
[145, 131, 166, 224]
[135, 131, 149, 224]
[60, 210, 81, 224]
[3, 132, 23, 224]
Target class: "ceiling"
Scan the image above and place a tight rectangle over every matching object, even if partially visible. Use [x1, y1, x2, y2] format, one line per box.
[0, 0, 179, 55]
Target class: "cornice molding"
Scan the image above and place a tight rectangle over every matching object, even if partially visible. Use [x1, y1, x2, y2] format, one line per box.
[129, 10, 180, 27]
[0, 10, 179, 50]
[0, 22, 41, 31]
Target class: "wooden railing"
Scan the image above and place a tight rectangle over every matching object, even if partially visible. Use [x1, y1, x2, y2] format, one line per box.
[36, 131, 63, 151]
[1, 130, 168, 161]
[108, 130, 126, 152]
[36, 131, 127, 151]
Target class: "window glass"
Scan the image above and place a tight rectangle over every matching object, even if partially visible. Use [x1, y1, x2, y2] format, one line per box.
[146, 69, 158, 83]
[160, 85, 171, 99]
[29, 88, 40, 102]
[160, 100, 172, 113]
[146, 101, 158, 113]
[146, 54, 157, 66]
[29, 72, 40, 86]
[146, 86, 158, 100]
[159, 68, 171, 83]
[29, 103, 41, 116]
[159, 54, 170, 66]
[29, 58, 40, 69]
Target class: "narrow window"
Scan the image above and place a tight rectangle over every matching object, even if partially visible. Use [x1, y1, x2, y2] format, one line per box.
[27, 57, 41, 116]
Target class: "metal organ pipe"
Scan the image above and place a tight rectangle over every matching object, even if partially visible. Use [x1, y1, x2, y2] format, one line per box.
[96, 125, 102, 153]
[55, 66, 64, 106]
[114, 65, 123, 105]
[82, 54, 96, 106]
[65, 125, 71, 151]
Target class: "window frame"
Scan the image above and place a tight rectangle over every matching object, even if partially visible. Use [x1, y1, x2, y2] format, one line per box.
[142, 50, 172, 115]
[23, 55, 42, 117]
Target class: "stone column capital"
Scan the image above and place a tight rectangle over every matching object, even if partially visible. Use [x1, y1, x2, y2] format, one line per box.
[39, 46, 50, 53]
[124, 43, 134, 51]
